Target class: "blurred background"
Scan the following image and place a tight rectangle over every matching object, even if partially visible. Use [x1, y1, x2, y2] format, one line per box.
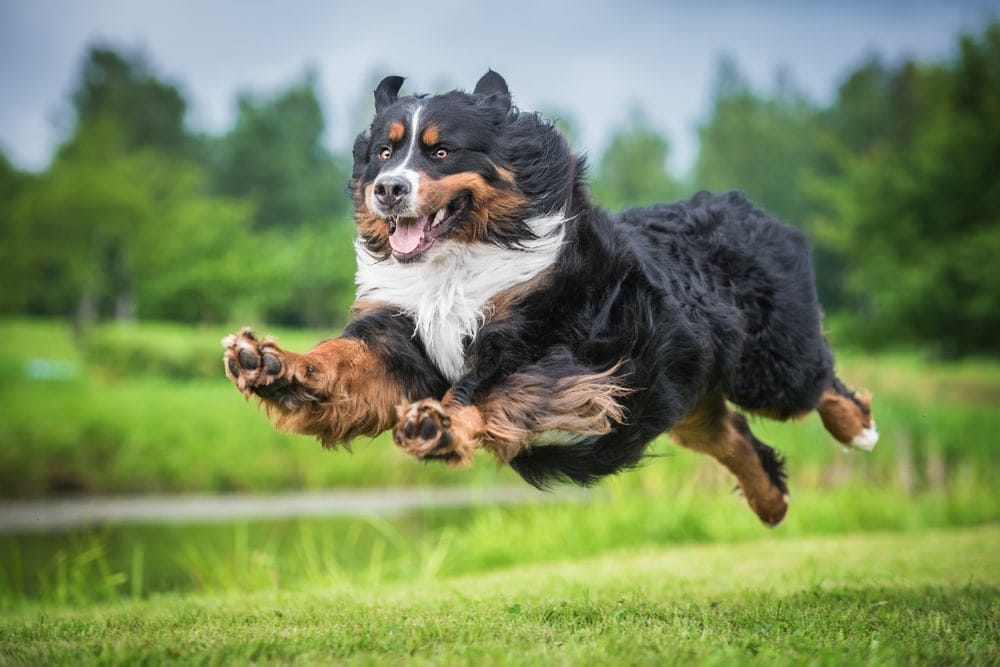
[0, 1, 997, 607]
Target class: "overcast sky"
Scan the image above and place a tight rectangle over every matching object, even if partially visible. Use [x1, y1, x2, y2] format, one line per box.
[0, 0, 996, 174]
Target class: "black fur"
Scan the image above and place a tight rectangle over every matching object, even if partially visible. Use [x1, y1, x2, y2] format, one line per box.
[351, 72, 846, 489]
[343, 308, 449, 400]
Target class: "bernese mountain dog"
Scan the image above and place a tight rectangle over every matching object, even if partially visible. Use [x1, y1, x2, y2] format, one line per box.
[223, 70, 877, 526]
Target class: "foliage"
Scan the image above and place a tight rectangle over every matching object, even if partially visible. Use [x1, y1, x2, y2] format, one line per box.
[2, 24, 1000, 347]
[210, 70, 352, 228]
[3, 128, 256, 323]
[590, 108, 684, 209]
[693, 57, 821, 227]
[817, 25, 1000, 356]
[65, 46, 189, 157]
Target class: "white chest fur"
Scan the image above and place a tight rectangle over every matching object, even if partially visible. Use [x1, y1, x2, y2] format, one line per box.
[355, 213, 566, 382]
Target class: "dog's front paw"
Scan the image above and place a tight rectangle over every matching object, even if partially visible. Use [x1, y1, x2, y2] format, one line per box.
[393, 399, 475, 465]
[222, 328, 318, 406]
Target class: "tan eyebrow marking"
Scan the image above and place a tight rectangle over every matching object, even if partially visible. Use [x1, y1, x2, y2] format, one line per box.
[388, 121, 405, 143]
[421, 123, 440, 146]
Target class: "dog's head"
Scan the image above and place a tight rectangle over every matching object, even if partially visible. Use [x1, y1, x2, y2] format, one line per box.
[351, 71, 577, 263]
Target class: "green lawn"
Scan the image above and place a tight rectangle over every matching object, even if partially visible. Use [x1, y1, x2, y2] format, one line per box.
[2, 524, 996, 665]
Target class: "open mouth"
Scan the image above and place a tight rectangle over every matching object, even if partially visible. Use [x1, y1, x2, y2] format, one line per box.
[388, 193, 469, 261]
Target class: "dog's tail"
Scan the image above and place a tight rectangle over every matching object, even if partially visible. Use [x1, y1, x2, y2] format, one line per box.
[816, 376, 878, 451]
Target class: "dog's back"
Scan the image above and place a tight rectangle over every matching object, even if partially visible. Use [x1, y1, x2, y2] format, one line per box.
[616, 190, 832, 417]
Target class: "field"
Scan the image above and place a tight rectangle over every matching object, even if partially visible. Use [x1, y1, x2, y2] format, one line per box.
[1, 318, 998, 663]
[2, 526, 997, 665]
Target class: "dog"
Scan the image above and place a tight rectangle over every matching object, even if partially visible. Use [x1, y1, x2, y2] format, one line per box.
[223, 70, 877, 526]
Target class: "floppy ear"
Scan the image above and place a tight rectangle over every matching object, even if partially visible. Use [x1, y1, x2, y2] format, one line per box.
[374, 76, 405, 113]
[474, 70, 511, 110]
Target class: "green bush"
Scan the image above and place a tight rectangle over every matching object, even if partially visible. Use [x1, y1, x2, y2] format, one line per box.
[81, 323, 223, 380]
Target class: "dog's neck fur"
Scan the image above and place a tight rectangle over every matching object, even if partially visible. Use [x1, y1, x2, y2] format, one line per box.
[355, 212, 567, 382]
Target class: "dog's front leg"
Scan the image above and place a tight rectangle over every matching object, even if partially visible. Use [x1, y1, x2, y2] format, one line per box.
[223, 327, 410, 447]
[392, 396, 484, 465]
[393, 347, 630, 466]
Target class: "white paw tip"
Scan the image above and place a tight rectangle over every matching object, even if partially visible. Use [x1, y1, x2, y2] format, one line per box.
[221, 334, 237, 348]
[850, 422, 879, 451]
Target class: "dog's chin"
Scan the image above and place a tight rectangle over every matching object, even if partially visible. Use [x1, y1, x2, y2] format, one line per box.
[387, 193, 470, 263]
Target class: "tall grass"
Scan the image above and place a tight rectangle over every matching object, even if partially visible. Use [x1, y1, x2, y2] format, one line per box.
[2, 467, 996, 608]
[1, 317, 998, 608]
[1, 318, 998, 497]
[0, 319, 519, 496]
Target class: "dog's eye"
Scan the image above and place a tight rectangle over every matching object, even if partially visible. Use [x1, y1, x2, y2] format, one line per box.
[432, 147, 449, 159]
[378, 147, 392, 160]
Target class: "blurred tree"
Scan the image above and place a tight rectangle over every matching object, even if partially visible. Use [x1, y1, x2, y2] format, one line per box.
[2, 46, 265, 327]
[62, 46, 189, 157]
[0, 150, 23, 198]
[211, 72, 351, 228]
[693, 56, 820, 226]
[591, 108, 683, 210]
[7, 126, 257, 325]
[29, 46, 196, 324]
[820, 56, 894, 154]
[3, 46, 359, 330]
[692, 57, 849, 307]
[826, 23, 1000, 356]
[0, 152, 33, 314]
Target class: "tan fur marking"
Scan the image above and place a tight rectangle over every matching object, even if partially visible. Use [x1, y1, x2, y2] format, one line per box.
[417, 172, 527, 244]
[349, 298, 392, 319]
[421, 123, 440, 146]
[670, 395, 788, 525]
[816, 388, 872, 444]
[393, 365, 629, 466]
[478, 365, 630, 463]
[494, 165, 516, 185]
[264, 338, 405, 447]
[388, 121, 405, 143]
[353, 181, 390, 257]
[486, 272, 555, 324]
[746, 406, 811, 422]
[438, 402, 484, 464]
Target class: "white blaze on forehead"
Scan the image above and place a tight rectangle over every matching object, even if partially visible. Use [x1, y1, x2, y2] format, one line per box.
[367, 103, 425, 215]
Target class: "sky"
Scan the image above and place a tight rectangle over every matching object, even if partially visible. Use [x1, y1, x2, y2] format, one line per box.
[0, 0, 996, 175]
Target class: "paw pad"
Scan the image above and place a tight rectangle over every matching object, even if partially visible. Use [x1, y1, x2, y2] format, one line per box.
[222, 328, 289, 398]
[393, 399, 462, 462]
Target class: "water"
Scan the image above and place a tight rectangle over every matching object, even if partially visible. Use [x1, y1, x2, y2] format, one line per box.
[0, 487, 589, 604]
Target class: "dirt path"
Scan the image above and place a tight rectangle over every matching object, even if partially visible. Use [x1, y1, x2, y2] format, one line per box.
[0, 486, 589, 534]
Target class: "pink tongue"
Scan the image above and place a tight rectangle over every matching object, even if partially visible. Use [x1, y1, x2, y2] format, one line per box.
[389, 217, 428, 254]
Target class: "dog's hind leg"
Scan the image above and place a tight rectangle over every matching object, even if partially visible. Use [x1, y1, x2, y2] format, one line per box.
[816, 377, 879, 451]
[669, 394, 789, 526]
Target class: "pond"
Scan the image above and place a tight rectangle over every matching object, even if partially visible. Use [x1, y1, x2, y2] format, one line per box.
[0, 505, 482, 605]
[0, 486, 591, 606]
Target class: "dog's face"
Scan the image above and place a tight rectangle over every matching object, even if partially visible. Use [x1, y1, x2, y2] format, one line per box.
[351, 71, 574, 263]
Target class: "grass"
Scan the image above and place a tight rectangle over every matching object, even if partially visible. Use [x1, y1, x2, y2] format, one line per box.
[1, 524, 997, 665]
[1, 317, 999, 497]
[0, 318, 522, 495]
[2, 475, 996, 608]
[1, 317, 998, 663]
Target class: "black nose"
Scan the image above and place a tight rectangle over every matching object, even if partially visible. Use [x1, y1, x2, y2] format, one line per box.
[373, 176, 411, 208]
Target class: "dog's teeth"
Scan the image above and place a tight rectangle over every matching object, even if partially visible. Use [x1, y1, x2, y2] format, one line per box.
[433, 209, 446, 227]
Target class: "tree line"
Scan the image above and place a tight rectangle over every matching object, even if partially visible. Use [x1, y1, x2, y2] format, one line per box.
[1, 22, 997, 356]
